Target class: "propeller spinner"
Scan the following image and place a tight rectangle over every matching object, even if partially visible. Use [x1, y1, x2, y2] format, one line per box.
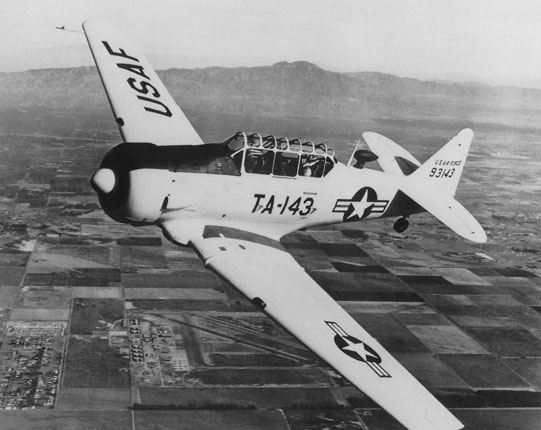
[91, 168, 116, 194]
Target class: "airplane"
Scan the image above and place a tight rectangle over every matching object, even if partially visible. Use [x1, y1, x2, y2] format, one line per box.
[83, 20, 487, 430]
[56, 25, 81, 34]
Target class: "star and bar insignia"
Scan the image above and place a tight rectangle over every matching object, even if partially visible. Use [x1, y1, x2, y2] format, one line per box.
[332, 187, 389, 221]
[326, 321, 391, 378]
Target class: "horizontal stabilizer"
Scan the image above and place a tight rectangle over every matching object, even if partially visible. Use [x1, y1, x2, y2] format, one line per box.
[402, 183, 487, 243]
[362, 132, 421, 175]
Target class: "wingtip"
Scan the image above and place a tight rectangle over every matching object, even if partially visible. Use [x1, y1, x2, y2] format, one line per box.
[361, 131, 383, 142]
[362, 131, 395, 146]
[464, 222, 487, 244]
[81, 19, 95, 30]
[362, 131, 378, 137]
[82, 19, 114, 32]
[469, 229, 488, 244]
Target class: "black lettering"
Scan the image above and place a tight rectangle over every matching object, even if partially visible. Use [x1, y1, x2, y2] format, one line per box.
[117, 63, 150, 80]
[261, 195, 275, 214]
[299, 197, 314, 216]
[279, 196, 289, 215]
[102, 41, 139, 62]
[251, 194, 265, 213]
[137, 96, 172, 117]
[288, 197, 301, 215]
[127, 78, 160, 97]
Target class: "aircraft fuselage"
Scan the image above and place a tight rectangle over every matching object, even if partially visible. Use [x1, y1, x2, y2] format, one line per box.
[102, 160, 417, 239]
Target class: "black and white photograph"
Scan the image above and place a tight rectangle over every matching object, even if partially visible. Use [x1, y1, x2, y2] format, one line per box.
[0, 1, 540, 429]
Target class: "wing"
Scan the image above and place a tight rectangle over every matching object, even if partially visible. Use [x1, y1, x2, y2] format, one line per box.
[181, 224, 463, 430]
[83, 20, 204, 146]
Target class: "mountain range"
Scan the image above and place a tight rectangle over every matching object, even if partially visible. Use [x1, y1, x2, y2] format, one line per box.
[1, 61, 540, 136]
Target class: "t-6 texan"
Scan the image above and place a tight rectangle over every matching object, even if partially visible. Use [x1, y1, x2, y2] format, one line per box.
[84, 20, 486, 430]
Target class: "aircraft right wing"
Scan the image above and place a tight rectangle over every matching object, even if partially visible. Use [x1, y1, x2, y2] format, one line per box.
[83, 20, 204, 146]
[165, 223, 464, 430]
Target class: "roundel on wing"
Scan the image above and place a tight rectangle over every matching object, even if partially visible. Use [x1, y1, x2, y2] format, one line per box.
[326, 321, 391, 378]
[332, 333, 382, 364]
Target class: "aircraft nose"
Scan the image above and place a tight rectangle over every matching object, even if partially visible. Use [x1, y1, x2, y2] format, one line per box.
[91, 168, 116, 194]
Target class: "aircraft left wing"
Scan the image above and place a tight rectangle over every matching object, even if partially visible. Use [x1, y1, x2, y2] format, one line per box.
[83, 20, 204, 146]
[182, 225, 463, 430]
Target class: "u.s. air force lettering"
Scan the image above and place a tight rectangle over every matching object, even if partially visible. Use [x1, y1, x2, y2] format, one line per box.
[102, 41, 172, 117]
[333, 187, 389, 221]
[326, 321, 390, 378]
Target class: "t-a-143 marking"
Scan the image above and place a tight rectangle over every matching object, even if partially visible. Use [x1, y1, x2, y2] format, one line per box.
[251, 194, 315, 216]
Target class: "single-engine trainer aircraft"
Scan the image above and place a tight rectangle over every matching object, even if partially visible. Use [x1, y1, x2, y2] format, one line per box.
[83, 20, 486, 430]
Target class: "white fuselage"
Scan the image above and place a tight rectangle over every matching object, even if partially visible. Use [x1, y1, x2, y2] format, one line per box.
[125, 162, 409, 240]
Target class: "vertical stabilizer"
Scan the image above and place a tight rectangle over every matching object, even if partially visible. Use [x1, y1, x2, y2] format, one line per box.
[410, 128, 473, 196]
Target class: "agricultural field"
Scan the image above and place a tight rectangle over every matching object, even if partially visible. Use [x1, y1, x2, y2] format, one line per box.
[0, 64, 540, 429]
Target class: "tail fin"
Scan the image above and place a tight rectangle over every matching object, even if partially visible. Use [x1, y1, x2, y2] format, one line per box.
[400, 129, 487, 243]
[410, 128, 473, 196]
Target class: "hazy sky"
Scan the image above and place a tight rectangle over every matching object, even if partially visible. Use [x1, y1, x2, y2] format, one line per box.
[2, 0, 541, 86]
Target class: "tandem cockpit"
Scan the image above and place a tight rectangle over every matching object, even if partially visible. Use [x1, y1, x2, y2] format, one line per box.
[94, 132, 336, 181]
[224, 132, 336, 178]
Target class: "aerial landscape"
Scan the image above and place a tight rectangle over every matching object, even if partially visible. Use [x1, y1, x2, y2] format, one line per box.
[0, 59, 539, 430]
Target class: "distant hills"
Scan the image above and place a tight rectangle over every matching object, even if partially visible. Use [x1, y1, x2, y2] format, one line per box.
[1, 61, 541, 134]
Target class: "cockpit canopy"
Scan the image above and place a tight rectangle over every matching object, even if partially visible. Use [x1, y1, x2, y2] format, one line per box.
[224, 132, 336, 178]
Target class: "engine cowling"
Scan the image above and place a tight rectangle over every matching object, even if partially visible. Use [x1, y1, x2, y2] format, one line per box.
[91, 143, 169, 224]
